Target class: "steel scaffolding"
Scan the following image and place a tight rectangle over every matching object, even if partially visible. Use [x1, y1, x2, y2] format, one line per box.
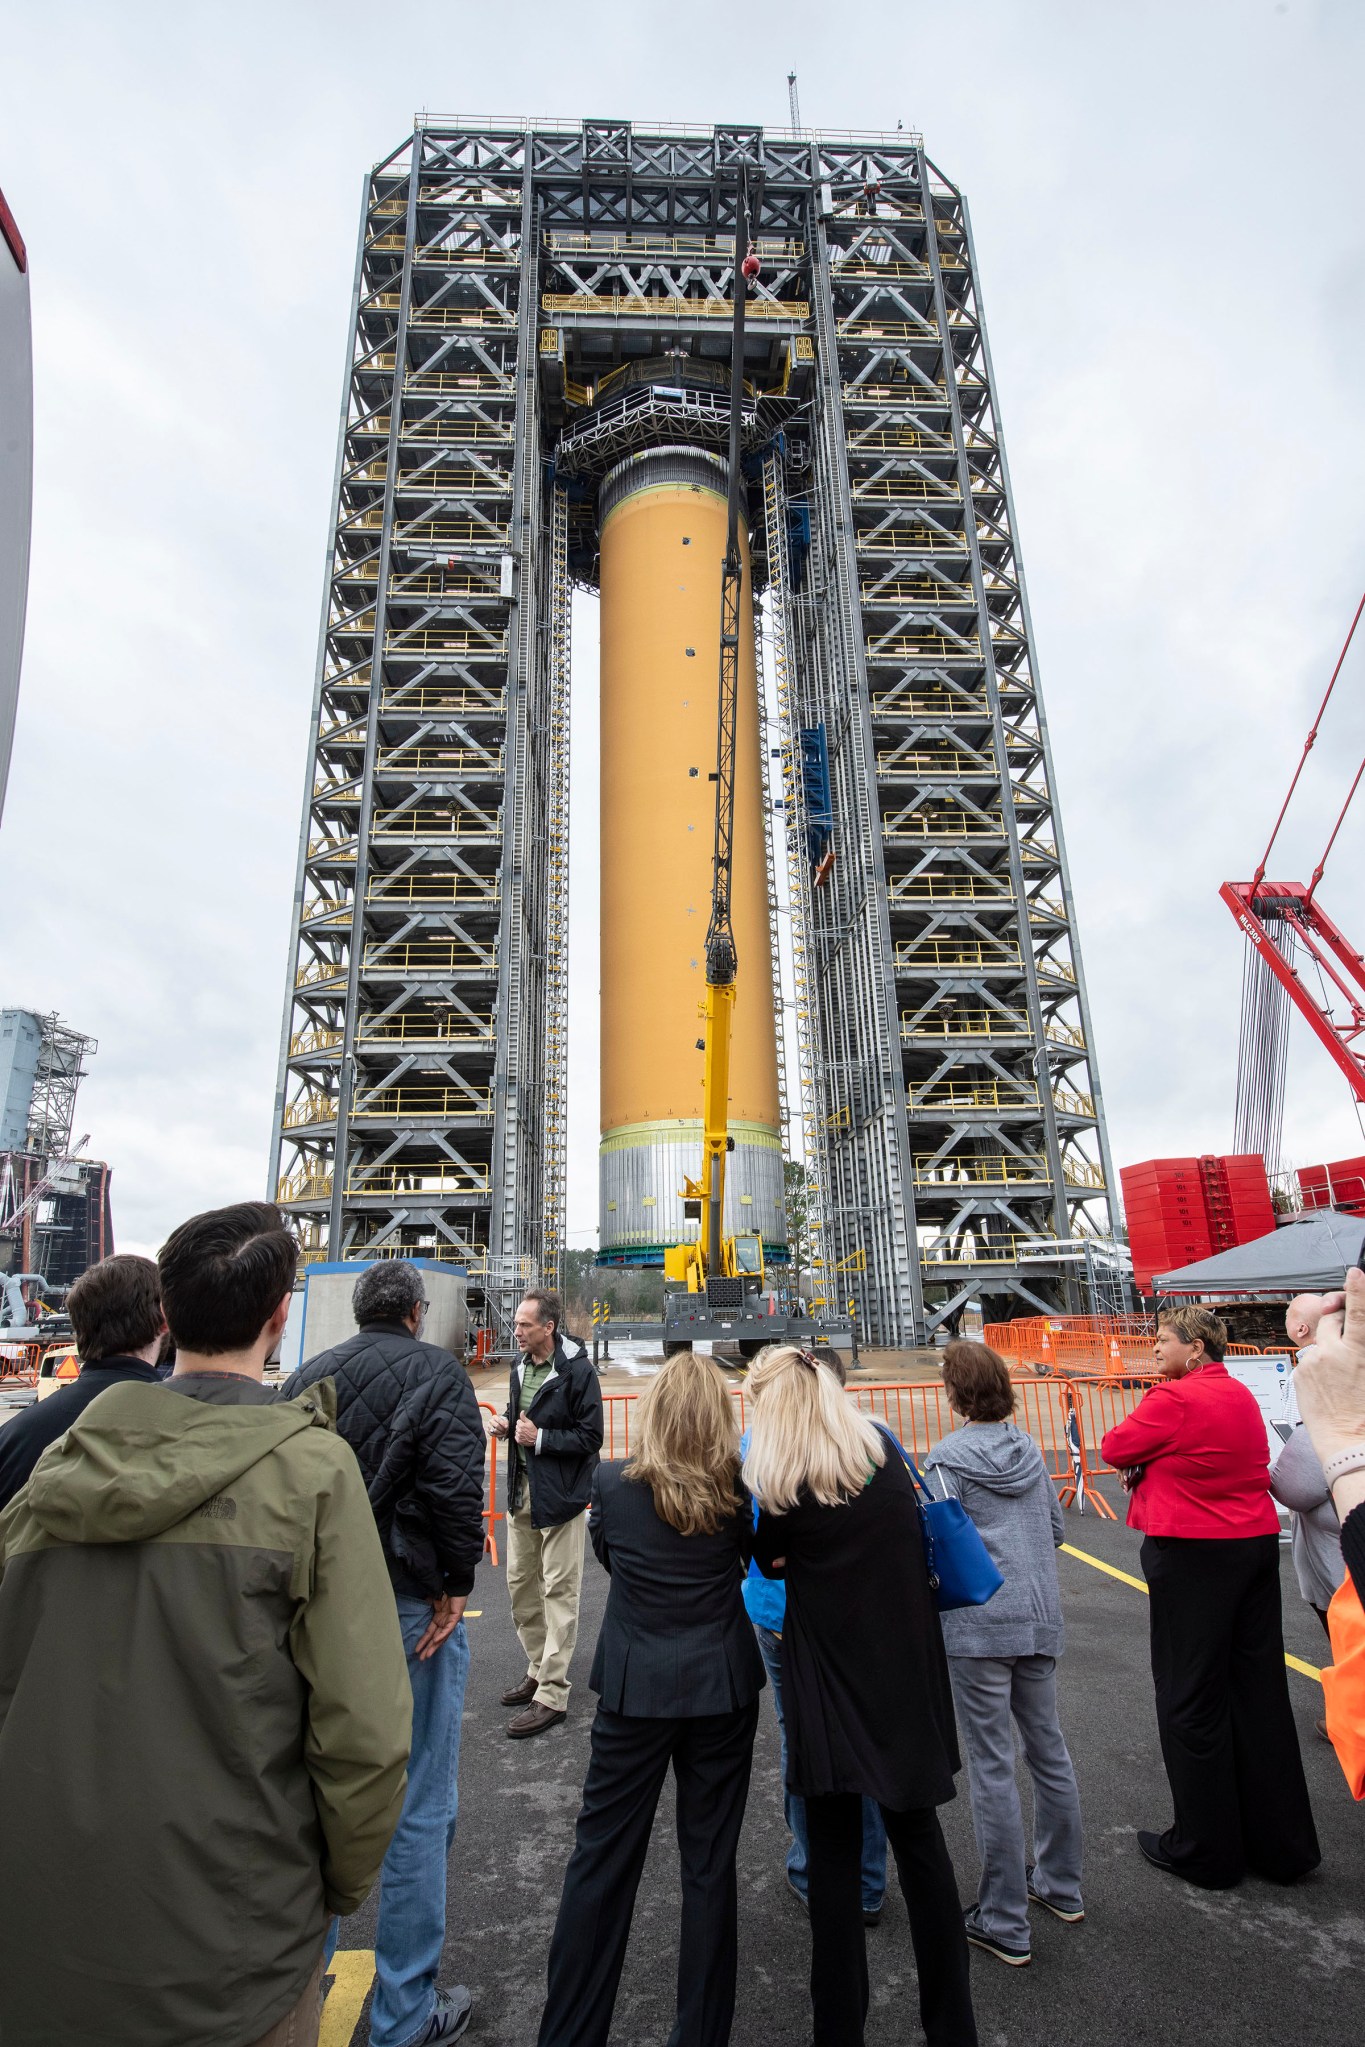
[271, 119, 1116, 1342]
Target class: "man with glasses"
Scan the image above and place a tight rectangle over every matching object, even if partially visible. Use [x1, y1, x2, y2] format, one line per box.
[491, 1289, 603, 1737]
[287, 1259, 485, 2046]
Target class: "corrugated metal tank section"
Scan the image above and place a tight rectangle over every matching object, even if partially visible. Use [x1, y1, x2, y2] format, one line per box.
[597, 446, 785, 1263]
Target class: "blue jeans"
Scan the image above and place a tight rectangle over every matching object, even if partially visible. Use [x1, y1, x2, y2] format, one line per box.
[755, 1625, 887, 1912]
[368, 1598, 471, 2047]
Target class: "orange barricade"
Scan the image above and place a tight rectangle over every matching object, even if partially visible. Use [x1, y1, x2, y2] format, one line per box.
[847, 1381, 954, 1458]
[478, 1401, 502, 1566]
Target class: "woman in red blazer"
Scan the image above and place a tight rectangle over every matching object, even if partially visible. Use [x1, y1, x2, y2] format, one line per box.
[1102, 1304, 1319, 1890]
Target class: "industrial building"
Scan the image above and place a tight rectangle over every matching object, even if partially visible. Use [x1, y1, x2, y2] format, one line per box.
[0, 1010, 111, 1291]
[270, 117, 1116, 1343]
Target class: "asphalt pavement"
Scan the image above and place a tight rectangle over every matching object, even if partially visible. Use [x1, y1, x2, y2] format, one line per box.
[325, 1493, 1365, 2047]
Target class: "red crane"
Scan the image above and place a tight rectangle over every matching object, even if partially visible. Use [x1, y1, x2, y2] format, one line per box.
[1221, 590, 1365, 1103]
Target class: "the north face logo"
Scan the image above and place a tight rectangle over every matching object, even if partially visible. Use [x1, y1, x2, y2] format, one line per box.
[198, 1495, 238, 1521]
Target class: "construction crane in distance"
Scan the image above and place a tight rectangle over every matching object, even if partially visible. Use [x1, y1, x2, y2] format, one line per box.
[1222, 589, 1365, 1169]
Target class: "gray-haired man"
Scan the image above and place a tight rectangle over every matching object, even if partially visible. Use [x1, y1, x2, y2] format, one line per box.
[286, 1261, 486, 2046]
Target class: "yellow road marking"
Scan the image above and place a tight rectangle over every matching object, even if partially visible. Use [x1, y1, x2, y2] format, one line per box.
[321, 1950, 374, 2046]
[1059, 1541, 1322, 1685]
[464, 1609, 482, 1618]
[1060, 1542, 1148, 1594]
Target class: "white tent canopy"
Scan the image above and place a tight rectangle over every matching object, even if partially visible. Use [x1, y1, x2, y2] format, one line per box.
[1154, 1207, 1365, 1296]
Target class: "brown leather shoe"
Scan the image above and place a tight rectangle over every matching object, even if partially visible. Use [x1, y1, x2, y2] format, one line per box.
[501, 1676, 538, 1708]
[507, 1701, 566, 1739]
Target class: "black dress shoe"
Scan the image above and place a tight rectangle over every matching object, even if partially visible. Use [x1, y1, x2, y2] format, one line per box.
[1137, 1829, 1179, 1875]
[862, 1904, 883, 1927]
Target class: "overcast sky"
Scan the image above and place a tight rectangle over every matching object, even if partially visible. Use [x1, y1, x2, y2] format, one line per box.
[1, 0, 1362, 1258]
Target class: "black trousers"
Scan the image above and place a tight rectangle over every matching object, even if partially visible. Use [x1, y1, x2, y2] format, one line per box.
[537, 1697, 759, 2047]
[1142, 1533, 1320, 1888]
[805, 1794, 977, 2047]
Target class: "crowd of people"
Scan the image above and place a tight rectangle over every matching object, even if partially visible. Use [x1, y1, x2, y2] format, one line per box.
[0, 1201, 1362, 2047]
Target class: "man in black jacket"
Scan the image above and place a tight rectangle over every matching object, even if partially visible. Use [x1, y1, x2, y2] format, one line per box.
[491, 1288, 603, 1737]
[0, 1254, 165, 1511]
[286, 1259, 485, 2047]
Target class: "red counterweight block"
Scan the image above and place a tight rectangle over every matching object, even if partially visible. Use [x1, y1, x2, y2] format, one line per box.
[1121, 1153, 1275, 1292]
[1297, 1155, 1365, 1216]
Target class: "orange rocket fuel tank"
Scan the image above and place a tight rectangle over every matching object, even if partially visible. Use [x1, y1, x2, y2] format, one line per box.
[597, 446, 785, 1262]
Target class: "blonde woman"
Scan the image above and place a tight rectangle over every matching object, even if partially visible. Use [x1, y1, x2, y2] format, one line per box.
[537, 1350, 764, 2047]
[747, 1346, 976, 2047]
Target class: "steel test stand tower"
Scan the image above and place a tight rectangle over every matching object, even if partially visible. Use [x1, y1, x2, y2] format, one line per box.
[269, 116, 1117, 1344]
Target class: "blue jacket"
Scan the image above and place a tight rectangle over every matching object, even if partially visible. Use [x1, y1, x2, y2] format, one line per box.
[738, 1427, 786, 1632]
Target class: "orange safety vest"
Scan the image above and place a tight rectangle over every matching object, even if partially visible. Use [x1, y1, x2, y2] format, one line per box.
[1323, 1575, 1365, 1801]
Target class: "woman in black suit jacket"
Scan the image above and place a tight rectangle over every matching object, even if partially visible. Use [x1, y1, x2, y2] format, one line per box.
[748, 1346, 977, 2047]
[537, 1350, 764, 2047]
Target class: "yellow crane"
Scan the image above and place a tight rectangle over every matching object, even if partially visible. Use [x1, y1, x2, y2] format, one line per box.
[662, 172, 769, 1344]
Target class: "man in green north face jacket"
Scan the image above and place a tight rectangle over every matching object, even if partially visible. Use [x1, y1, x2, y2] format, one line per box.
[0, 1202, 412, 2047]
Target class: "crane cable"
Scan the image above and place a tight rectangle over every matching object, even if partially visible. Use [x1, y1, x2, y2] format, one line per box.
[1251, 586, 1365, 892]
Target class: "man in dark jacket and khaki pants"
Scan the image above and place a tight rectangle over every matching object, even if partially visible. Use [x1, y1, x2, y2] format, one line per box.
[492, 1288, 603, 1737]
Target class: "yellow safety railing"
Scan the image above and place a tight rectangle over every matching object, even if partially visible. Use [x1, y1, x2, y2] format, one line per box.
[372, 808, 502, 839]
[882, 815, 1004, 841]
[909, 1080, 1040, 1111]
[295, 956, 347, 989]
[862, 579, 977, 605]
[347, 1164, 491, 1196]
[896, 938, 1022, 969]
[889, 876, 1013, 904]
[379, 686, 507, 716]
[282, 1091, 339, 1130]
[853, 478, 963, 502]
[408, 305, 517, 327]
[902, 1009, 1029, 1040]
[400, 418, 516, 445]
[414, 243, 517, 266]
[540, 292, 809, 321]
[545, 230, 805, 261]
[1036, 956, 1077, 985]
[877, 748, 993, 774]
[375, 745, 503, 775]
[830, 257, 930, 281]
[871, 693, 988, 718]
[404, 371, 513, 396]
[277, 1170, 334, 1204]
[913, 1153, 1105, 1190]
[367, 875, 498, 906]
[361, 940, 492, 972]
[386, 518, 512, 545]
[382, 631, 509, 658]
[396, 469, 514, 494]
[353, 1085, 494, 1119]
[388, 572, 504, 600]
[358, 1011, 495, 1044]
[290, 1025, 344, 1056]
[869, 634, 982, 659]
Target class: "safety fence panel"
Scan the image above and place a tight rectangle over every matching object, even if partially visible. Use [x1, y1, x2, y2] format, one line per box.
[475, 1372, 1166, 1566]
[847, 1381, 955, 1458]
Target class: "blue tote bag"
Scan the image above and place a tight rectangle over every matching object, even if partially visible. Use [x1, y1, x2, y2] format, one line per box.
[876, 1426, 1003, 1613]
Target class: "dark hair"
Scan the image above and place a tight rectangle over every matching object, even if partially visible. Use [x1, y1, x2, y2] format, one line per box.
[158, 1202, 298, 1356]
[1156, 1303, 1227, 1362]
[517, 1288, 561, 1334]
[811, 1343, 848, 1388]
[942, 1339, 1016, 1423]
[67, 1254, 163, 1363]
[353, 1260, 425, 1324]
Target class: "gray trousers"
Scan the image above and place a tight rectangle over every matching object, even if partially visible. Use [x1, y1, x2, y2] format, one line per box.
[948, 1653, 1083, 1948]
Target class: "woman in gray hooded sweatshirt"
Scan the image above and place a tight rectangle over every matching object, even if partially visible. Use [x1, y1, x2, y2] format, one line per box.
[924, 1339, 1083, 1970]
